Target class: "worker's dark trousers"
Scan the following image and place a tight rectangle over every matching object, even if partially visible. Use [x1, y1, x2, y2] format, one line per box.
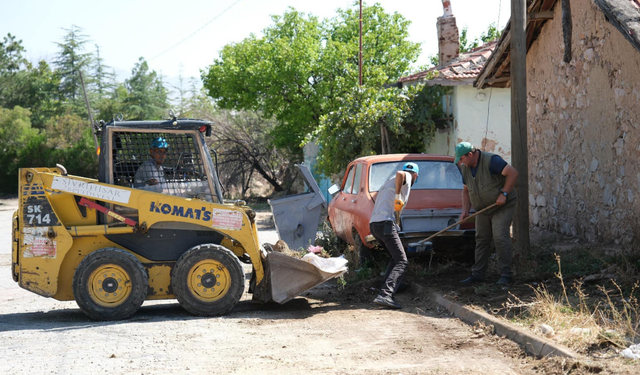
[472, 202, 516, 279]
[369, 221, 408, 298]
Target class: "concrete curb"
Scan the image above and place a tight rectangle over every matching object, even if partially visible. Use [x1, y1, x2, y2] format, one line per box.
[422, 288, 579, 359]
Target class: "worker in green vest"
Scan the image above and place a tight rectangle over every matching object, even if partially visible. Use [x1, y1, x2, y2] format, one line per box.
[454, 142, 519, 286]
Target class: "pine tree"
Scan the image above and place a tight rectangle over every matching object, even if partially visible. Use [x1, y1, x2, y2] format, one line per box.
[53, 25, 93, 102]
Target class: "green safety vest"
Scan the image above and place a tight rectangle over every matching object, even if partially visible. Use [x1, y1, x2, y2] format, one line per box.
[460, 151, 516, 215]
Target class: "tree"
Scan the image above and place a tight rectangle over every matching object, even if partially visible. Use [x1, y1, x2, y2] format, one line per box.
[0, 34, 61, 128]
[202, 3, 420, 157]
[123, 57, 169, 120]
[209, 110, 295, 196]
[92, 44, 115, 97]
[16, 61, 62, 128]
[0, 106, 39, 192]
[45, 111, 87, 149]
[53, 25, 93, 104]
[181, 82, 216, 121]
[0, 33, 26, 74]
[313, 84, 447, 175]
[93, 83, 129, 122]
[459, 26, 480, 53]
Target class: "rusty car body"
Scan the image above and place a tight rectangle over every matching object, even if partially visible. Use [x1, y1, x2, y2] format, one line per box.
[327, 154, 475, 258]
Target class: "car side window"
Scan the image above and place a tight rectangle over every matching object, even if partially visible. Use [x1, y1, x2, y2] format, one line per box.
[342, 166, 355, 193]
[351, 164, 362, 194]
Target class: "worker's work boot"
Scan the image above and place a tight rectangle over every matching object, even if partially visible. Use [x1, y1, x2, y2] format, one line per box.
[373, 295, 402, 309]
[496, 276, 513, 286]
[459, 275, 484, 284]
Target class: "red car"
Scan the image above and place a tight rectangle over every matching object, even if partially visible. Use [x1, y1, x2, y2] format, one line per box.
[327, 154, 475, 258]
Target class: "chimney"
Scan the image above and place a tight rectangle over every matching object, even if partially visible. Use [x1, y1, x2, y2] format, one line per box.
[437, 0, 460, 66]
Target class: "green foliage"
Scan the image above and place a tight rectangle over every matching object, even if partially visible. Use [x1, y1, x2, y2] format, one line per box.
[0, 106, 39, 192]
[91, 44, 115, 97]
[124, 57, 169, 120]
[1, 61, 62, 128]
[51, 126, 99, 178]
[180, 83, 216, 121]
[45, 111, 88, 148]
[0, 35, 61, 128]
[202, 3, 420, 156]
[480, 23, 502, 44]
[92, 83, 129, 123]
[460, 23, 502, 53]
[459, 27, 480, 53]
[53, 25, 93, 104]
[315, 221, 344, 258]
[313, 84, 447, 175]
[0, 33, 26, 74]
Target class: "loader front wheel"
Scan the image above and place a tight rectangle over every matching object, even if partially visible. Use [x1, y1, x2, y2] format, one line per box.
[73, 248, 148, 321]
[171, 244, 245, 316]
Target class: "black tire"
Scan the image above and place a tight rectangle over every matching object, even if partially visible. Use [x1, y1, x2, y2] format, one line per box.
[171, 244, 245, 316]
[73, 248, 148, 321]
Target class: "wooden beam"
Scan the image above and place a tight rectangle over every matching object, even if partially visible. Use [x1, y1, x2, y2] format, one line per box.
[540, 0, 558, 12]
[562, 0, 572, 62]
[484, 77, 511, 84]
[525, 20, 538, 50]
[475, 31, 512, 88]
[495, 54, 511, 77]
[527, 11, 554, 20]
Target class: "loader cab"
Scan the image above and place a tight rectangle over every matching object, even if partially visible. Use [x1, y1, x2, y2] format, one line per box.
[97, 119, 224, 222]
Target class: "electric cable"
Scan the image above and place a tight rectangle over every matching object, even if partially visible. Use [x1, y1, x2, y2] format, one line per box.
[149, 0, 243, 61]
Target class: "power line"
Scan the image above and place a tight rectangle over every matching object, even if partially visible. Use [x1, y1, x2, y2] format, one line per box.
[149, 0, 243, 61]
[483, 88, 493, 149]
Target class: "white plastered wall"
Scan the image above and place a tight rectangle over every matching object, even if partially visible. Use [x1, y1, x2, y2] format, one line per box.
[425, 85, 511, 162]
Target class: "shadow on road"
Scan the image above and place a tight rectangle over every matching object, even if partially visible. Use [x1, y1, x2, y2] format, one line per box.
[0, 288, 431, 333]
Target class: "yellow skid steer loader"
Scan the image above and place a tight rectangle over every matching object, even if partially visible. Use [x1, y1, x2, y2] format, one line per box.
[11, 117, 343, 320]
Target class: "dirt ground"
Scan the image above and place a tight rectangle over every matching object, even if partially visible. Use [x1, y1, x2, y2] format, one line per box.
[385, 226, 640, 375]
[1, 199, 637, 374]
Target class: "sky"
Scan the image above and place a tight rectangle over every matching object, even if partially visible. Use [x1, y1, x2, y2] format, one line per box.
[1, 0, 510, 87]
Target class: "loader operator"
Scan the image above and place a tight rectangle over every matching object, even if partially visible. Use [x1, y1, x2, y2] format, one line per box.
[134, 137, 168, 188]
[454, 141, 519, 286]
[369, 162, 419, 309]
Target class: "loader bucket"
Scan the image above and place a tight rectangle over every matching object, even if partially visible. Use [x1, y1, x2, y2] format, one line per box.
[253, 252, 347, 304]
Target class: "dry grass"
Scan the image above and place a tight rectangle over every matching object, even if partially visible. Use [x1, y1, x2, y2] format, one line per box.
[504, 254, 640, 352]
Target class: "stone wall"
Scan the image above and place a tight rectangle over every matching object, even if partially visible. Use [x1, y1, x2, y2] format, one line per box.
[526, 0, 640, 249]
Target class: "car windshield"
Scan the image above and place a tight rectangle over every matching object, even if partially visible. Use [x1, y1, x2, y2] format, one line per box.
[369, 160, 463, 192]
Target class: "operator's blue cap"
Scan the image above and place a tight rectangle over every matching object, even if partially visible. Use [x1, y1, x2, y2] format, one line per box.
[403, 162, 419, 182]
[151, 137, 168, 149]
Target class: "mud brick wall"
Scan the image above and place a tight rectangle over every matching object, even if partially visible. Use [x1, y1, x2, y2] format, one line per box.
[526, 0, 640, 249]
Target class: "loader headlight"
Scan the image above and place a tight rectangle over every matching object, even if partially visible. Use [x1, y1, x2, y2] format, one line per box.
[246, 209, 256, 220]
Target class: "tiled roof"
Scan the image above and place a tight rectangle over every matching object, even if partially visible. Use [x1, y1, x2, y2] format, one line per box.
[398, 41, 497, 86]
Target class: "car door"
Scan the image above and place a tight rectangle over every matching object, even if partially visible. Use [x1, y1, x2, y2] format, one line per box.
[328, 163, 359, 242]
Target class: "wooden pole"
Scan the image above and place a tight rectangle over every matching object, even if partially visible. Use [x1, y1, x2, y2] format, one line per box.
[359, 0, 363, 86]
[78, 70, 99, 153]
[511, 0, 531, 255]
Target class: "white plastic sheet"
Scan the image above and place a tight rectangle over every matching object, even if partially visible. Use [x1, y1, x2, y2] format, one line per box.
[620, 343, 640, 360]
[302, 253, 348, 274]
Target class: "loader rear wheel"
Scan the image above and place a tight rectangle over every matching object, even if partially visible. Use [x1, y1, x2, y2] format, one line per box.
[171, 244, 245, 316]
[73, 248, 148, 321]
